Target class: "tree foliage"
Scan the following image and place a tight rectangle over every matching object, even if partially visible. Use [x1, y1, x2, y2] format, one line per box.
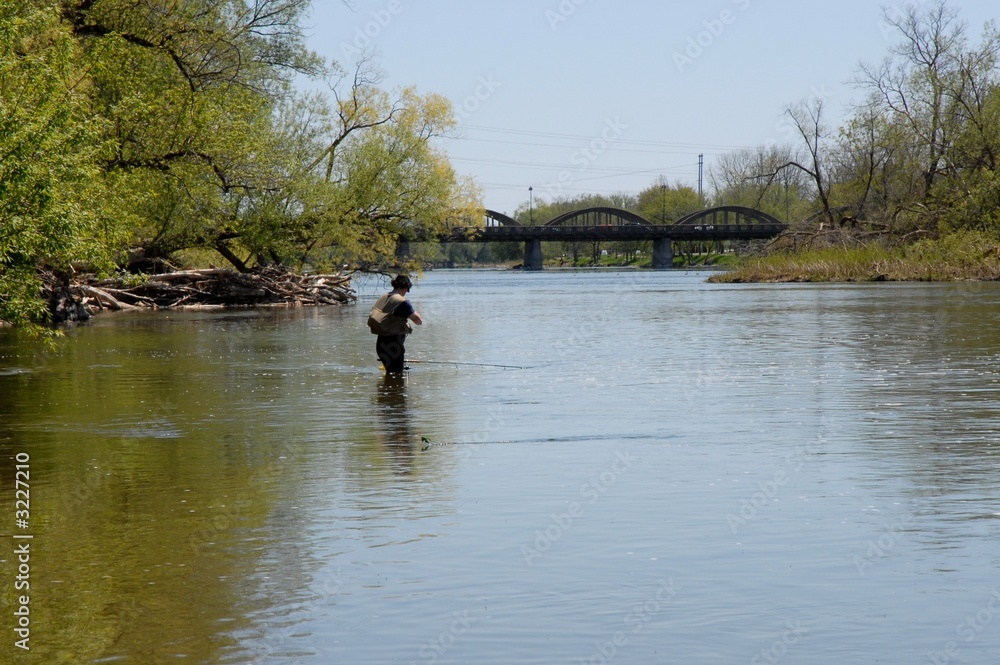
[0, 2, 108, 328]
[850, 1, 1000, 233]
[0, 1, 480, 326]
[707, 1, 1000, 240]
[636, 177, 701, 225]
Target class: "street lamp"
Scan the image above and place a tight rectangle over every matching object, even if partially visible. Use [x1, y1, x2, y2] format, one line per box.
[660, 182, 666, 225]
[529, 186, 534, 225]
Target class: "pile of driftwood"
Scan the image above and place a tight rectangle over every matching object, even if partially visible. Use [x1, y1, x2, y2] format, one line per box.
[66, 265, 356, 316]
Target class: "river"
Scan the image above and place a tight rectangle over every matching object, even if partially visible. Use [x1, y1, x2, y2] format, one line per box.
[1, 269, 999, 664]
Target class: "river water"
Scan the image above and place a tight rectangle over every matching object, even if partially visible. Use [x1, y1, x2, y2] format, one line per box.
[1, 270, 1000, 664]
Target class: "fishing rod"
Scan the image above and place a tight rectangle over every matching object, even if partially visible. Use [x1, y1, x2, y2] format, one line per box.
[408, 359, 527, 370]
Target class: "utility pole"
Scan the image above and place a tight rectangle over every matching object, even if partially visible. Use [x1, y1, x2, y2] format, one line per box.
[660, 181, 666, 225]
[698, 153, 704, 206]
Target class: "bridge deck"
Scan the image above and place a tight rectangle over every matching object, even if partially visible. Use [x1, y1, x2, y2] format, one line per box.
[436, 223, 787, 243]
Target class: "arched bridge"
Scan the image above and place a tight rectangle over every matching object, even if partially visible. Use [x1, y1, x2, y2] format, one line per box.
[434, 205, 786, 270]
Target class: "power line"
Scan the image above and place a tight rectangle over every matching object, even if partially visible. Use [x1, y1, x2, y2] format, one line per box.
[449, 156, 698, 176]
[571, 164, 700, 184]
[479, 181, 674, 195]
[458, 123, 749, 151]
[445, 135, 730, 157]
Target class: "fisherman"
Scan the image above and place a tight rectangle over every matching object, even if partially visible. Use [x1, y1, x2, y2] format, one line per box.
[370, 274, 423, 373]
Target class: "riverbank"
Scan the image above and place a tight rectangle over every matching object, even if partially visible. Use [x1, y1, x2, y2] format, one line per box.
[708, 230, 1000, 283]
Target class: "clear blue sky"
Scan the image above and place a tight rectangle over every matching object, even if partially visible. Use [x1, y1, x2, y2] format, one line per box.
[303, 1, 998, 215]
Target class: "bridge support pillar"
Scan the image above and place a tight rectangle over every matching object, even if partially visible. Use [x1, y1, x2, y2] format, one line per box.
[523, 239, 543, 271]
[652, 238, 674, 269]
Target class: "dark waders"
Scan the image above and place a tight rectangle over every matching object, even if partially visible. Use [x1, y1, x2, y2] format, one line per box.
[376, 334, 407, 373]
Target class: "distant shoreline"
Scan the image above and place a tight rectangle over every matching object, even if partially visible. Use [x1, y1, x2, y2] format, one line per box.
[706, 232, 1000, 284]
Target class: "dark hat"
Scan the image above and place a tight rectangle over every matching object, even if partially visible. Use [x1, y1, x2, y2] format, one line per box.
[391, 274, 413, 289]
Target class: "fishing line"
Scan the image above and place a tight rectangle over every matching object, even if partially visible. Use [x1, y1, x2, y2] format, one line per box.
[408, 359, 527, 370]
[421, 437, 513, 450]
[420, 432, 670, 451]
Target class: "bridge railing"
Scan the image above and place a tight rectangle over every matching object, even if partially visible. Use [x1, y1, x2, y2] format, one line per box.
[438, 223, 787, 241]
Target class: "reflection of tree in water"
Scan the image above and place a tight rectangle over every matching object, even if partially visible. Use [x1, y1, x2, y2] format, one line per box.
[374, 374, 416, 473]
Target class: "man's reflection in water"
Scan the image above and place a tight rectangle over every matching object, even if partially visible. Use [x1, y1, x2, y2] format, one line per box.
[374, 373, 415, 473]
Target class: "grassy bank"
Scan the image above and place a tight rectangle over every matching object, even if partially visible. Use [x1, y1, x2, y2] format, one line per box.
[709, 231, 1000, 283]
[545, 253, 738, 269]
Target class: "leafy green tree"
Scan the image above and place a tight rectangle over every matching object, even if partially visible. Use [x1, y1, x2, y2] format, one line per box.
[64, 0, 324, 269]
[1, 1, 483, 326]
[637, 177, 701, 224]
[941, 84, 1000, 233]
[855, 0, 1000, 230]
[0, 1, 115, 329]
[314, 73, 481, 269]
[831, 102, 927, 233]
[511, 193, 638, 264]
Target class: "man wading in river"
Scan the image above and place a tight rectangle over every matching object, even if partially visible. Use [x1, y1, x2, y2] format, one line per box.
[368, 275, 423, 373]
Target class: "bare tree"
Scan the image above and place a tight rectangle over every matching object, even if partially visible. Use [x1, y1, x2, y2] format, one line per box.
[710, 143, 809, 220]
[944, 23, 1000, 174]
[856, 1, 965, 200]
[306, 55, 405, 182]
[746, 99, 836, 226]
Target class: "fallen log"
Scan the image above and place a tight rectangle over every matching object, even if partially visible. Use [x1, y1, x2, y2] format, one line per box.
[73, 285, 137, 311]
[146, 268, 236, 283]
[70, 265, 356, 313]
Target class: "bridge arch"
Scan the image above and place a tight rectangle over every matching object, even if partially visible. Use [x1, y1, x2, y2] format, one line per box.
[544, 206, 653, 228]
[483, 206, 784, 229]
[484, 209, 522, 227]
[673, 205, 784, 226]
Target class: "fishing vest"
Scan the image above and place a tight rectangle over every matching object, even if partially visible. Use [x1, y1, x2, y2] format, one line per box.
[367, 293, 413, 336]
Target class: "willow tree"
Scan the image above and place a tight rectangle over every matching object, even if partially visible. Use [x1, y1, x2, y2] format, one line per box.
[299, 62, 481, 269]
